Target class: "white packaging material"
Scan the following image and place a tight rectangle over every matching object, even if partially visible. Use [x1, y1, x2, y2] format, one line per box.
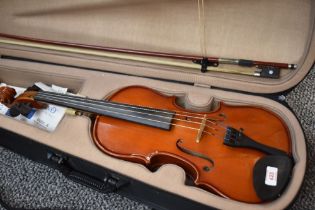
[0, 83, 67, 132]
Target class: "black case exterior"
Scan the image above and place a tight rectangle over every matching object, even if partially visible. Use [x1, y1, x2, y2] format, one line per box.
[0, 127, 215, 210]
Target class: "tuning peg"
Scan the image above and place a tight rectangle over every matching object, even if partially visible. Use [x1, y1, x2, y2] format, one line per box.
[8, 103, 33, 117]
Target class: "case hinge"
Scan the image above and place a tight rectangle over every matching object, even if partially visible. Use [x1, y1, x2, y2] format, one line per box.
[47, 151, 66, 164]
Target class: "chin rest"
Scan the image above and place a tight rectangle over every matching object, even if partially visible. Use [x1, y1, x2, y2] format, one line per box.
[253, 155, 293, 201]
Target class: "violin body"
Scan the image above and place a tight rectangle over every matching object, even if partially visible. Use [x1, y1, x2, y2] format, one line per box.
[92, 86, 291, 203]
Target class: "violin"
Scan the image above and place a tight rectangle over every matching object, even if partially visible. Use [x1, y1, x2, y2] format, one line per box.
[1, 85, 293, 203]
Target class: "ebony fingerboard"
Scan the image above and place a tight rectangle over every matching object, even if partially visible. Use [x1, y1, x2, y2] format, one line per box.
[35, 91, 175, 130]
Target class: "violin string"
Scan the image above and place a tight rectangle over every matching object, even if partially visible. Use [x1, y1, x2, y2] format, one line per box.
[38, 91, 225, 122]
[36, 93, 227, 137]
[40, 92, 214, 121]
[36, 95, 220, 137]
[39, 91, 226, 130]
[37, 93, 223, 132]
[37, 91, 228, 129]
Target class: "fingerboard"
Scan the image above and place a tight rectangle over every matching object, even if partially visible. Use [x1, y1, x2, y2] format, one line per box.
[34, 91, 175, 130]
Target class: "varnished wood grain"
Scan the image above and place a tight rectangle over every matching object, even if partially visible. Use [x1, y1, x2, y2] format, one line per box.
[92, 86, 290, 203]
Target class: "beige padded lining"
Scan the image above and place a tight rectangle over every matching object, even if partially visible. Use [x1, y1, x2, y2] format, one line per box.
[0, 0, 314, 93]
[0, 59, 306, 210]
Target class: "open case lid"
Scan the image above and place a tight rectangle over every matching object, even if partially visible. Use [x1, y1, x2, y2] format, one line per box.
[0, 0, 314, 94]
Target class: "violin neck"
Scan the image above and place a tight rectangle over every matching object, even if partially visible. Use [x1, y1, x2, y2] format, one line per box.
[34, 91, 175, 130]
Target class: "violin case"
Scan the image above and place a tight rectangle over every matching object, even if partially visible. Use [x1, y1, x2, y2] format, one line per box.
[0, 0, 314, 209]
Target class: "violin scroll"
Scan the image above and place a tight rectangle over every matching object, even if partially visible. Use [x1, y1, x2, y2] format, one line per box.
[0, 86, 16, 106]
[12, 91, 48, 109]
[0, 86, 47, 117]
[8, 91, 48, 117]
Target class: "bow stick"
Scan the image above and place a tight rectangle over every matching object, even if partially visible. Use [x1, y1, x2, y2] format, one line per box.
[0, 34, 297, 78]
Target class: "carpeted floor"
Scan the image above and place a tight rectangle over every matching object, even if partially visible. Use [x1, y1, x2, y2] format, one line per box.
[285, 65, 315, 210]
[0, 66, 314, 210]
